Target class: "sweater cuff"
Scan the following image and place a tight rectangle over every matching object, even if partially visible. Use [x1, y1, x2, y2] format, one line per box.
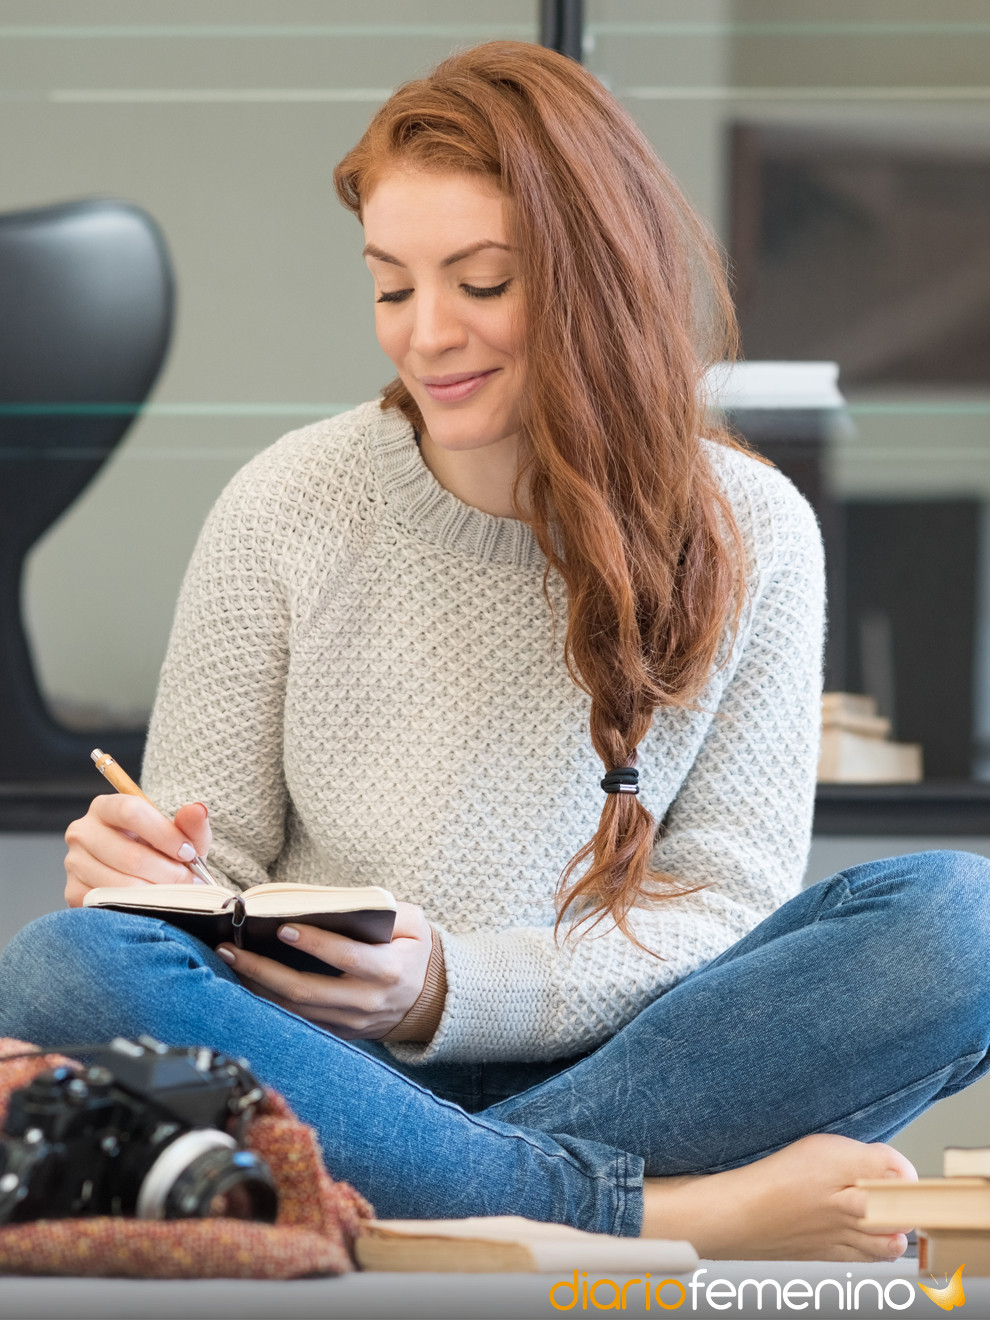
[381, 926, 447, 1043]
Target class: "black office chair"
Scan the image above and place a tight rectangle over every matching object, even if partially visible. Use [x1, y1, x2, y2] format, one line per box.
[0, 198, 174, 782]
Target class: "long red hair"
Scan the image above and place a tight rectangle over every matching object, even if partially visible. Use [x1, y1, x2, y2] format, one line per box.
[334, 42, 746, 948]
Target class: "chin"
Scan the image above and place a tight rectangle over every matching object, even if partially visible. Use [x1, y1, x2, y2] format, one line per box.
[419, 407, 516, 453]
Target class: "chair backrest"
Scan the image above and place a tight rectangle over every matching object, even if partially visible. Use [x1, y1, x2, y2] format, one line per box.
[0, 198, 174, 550]
[0, 198, 174, 781]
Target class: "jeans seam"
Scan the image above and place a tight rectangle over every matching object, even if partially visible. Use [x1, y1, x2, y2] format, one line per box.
[610, 1152, 643, 1236]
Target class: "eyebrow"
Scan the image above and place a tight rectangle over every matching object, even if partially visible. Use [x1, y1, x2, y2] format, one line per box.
[362, 240, 513, 268]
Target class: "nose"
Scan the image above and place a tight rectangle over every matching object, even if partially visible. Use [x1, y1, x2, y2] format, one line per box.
[409, 288, 468, 358]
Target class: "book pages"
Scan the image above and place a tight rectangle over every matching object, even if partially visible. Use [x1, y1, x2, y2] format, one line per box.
[358, 1217, 698, 1274]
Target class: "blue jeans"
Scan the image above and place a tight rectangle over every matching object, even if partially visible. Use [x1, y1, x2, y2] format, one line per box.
[2, 851, 989, 1236]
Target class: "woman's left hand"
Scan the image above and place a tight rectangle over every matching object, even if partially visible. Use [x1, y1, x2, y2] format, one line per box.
[215, 901, 434, 1040]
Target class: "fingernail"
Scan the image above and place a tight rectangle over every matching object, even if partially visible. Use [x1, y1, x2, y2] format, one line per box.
[178, 842, 196, 862]
[195, 802, 210, 817]
[278, 925, 300, 944]
[216, 946, 236, 965]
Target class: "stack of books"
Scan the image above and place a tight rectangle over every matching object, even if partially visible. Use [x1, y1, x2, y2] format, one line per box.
[818, 692, 923, 784]
[859, 1147, 990, 1275]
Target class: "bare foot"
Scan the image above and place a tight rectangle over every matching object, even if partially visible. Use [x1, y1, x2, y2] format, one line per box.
[641, 1133, 918, 1261]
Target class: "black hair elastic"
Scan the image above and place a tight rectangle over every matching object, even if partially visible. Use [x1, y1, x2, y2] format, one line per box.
[601, 767, 639, 795]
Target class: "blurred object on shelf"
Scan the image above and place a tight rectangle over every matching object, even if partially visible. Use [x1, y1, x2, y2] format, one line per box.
[821, 691, 890, 739]
[819, 692, 922, 783]
[705, 361, 844, 414]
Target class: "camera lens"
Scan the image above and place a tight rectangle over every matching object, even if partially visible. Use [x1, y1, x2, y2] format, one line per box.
[165, 1147, 277, 1222]
[135, 1131, 277, 1222]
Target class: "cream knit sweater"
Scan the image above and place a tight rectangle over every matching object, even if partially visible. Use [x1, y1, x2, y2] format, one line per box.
[142, 400, 825, 1065]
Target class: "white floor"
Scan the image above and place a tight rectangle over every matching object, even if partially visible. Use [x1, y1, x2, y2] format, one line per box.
[0, 1257, 969, 1320]
[1, 831, 988, 1176]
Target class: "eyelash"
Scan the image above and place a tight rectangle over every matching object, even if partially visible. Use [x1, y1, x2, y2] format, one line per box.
[376, 280, 512, 305]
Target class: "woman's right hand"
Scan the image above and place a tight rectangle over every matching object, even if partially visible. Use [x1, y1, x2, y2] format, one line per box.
[64, 797, 212, 909]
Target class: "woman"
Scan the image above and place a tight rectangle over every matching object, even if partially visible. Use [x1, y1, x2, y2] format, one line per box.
[2, 43, 988, 1259]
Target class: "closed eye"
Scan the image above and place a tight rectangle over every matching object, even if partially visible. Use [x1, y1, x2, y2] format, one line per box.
[376, 279, 512, 305]
[463, 280, 511, 299]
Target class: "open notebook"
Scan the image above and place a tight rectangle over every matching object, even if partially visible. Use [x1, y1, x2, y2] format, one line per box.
[83, 882, 396, 975]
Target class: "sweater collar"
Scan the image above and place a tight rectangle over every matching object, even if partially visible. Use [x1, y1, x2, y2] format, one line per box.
[368, 401, 542, 570]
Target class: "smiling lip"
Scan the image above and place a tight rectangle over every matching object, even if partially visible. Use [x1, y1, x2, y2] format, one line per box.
[420, 369, 497, 403]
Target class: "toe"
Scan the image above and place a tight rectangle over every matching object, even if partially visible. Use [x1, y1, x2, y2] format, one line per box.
[868, 1142, 918, 1181]
[843, 1229, 910, 1262]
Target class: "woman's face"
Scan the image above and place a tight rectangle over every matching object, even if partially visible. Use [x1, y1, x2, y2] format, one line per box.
[362, 168, 525, 457]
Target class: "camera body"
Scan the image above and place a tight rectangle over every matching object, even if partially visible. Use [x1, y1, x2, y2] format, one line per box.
[0, 1035, 278, 1224]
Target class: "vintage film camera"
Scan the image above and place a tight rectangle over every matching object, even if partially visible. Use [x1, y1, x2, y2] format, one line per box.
[0, 1035, 278, 1223]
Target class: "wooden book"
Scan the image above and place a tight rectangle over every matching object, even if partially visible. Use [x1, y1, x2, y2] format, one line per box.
[821, 692, 891, 738]
[83, 882, 396, 975]
[818, 728, 923, 783]
[918, 1229, 990, 1276]
[822, 712, 892, 738]
[821, 692, 879, 722]
[945, 1148, 990, 1178]
[858, 1178, 990, 1230]
[355, 1217, 698, 1274]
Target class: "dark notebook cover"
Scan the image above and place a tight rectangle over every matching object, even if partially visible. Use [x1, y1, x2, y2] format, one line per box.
[97, 900, 396, 976]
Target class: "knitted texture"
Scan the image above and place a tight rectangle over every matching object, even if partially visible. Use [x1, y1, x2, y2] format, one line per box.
[142, 401, 825, 1065]
[0, 1038, 373, 1278]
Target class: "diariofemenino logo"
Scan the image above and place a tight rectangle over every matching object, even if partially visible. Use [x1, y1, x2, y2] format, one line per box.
[548, 1264, 967, 1311]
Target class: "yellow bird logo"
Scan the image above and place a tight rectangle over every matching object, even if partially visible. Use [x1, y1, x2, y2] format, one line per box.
[918, 1264, 966, 1311]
